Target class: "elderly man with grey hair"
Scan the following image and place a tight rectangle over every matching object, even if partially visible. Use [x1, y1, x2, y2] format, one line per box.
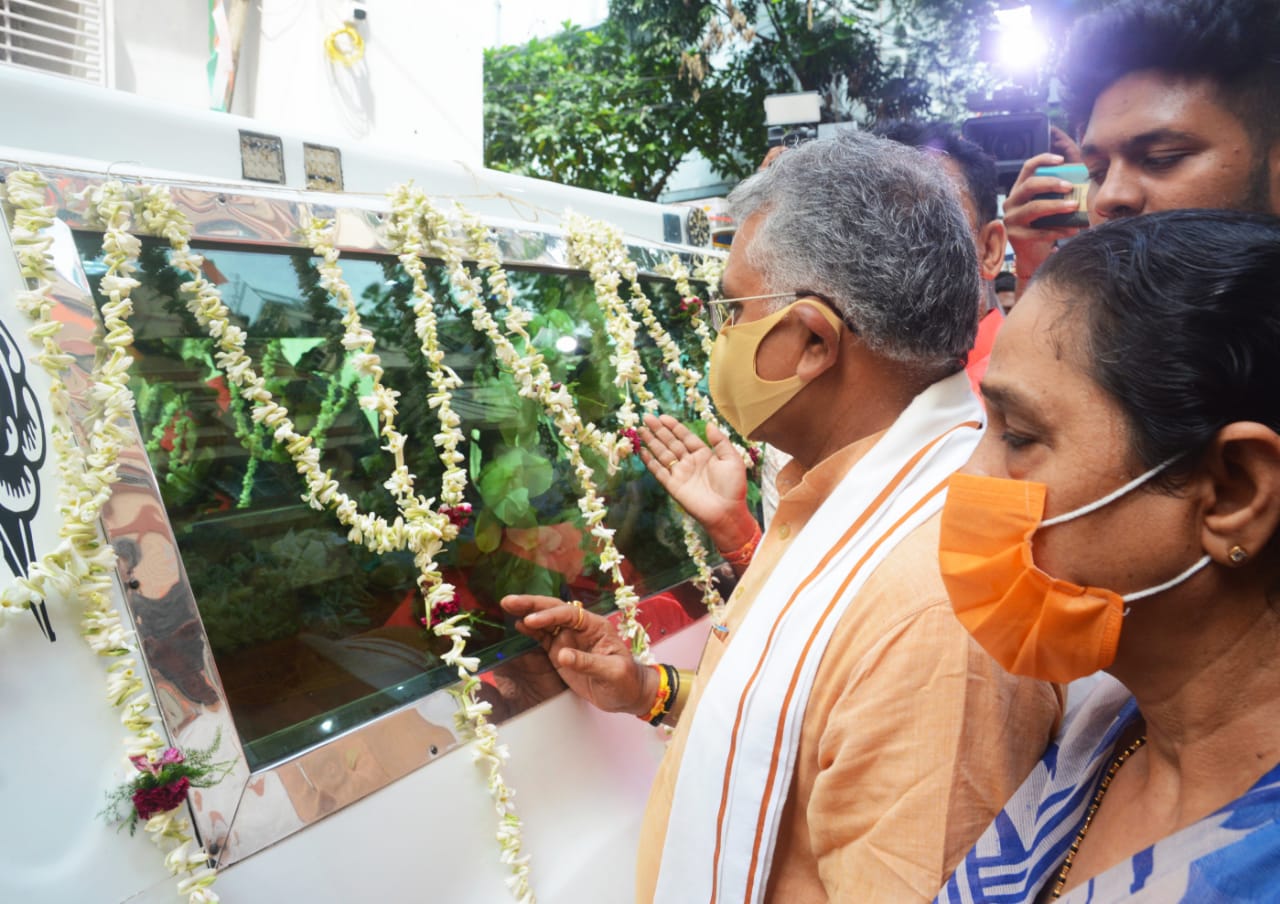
[503, 131, 1061, 902]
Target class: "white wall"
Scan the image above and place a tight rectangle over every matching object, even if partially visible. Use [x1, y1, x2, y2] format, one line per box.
[108, 0, 484, 161]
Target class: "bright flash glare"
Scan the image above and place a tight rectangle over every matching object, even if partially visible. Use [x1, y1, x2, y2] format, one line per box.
[555, 335, 579, 353]
[994, 6, 1048, 74]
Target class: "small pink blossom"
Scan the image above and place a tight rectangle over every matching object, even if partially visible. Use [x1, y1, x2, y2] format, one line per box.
[430, 597, 461, 623]
[440, 502, 472, 529]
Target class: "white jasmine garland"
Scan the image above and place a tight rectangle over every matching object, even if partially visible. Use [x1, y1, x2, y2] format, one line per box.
[563, 212, 657, 461]
[300, 212, 462, 612]
[565, 226, 739, 617]
[2, 173, 740, 904]
[672, 253, 724, 362]
[383, 185, 468, 510]
[435, 611, 534, 904]
[681, 513, 725, 623]
[413, 198, 652, 660]
[2, 172, 221, 904]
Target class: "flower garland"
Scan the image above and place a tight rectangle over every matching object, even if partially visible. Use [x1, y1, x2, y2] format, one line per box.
[404, 196, 652, 661]
[382, 185, 468, 513]
[4, 172, 222, 903]
[311, 195, 532, 899]
[102, 735, 233, 835]
[2, 172, 731, 904]
[299, 213, 464, 608]
[561, 219, 729, 617]
[562, 212, 658, 468]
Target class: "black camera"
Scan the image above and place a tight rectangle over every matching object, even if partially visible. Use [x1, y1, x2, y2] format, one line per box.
[767, 124, 818, 149]
[961, 111, 1049, 195]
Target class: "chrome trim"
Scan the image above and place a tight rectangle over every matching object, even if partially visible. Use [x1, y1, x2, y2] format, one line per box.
[9, 160, 720, 273]
[8, 162, 720, 867]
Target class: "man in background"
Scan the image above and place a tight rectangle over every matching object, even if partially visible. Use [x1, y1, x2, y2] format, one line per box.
[1002, 0, 1280, 291]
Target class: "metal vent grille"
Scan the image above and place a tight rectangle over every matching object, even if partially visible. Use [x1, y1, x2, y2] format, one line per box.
[0, 0, 105, 85]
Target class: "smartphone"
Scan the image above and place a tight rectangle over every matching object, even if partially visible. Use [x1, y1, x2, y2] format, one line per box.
[1031, 163, 1090, 228]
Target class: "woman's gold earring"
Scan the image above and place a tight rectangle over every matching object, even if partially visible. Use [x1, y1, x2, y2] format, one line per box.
[1228, 545, 1249, 565]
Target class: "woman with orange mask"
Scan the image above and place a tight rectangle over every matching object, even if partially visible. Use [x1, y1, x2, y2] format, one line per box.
[933, 210, 1280, 902]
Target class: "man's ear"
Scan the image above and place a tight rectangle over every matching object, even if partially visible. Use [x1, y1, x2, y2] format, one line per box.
[977, 219, 1007, 282]
[1200, 422, 1280, 565]
[792, 301, 843, 383]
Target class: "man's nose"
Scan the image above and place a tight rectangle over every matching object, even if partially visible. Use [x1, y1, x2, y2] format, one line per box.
[1089, 165, 1143, 222]
[959, 429, 1001, 477]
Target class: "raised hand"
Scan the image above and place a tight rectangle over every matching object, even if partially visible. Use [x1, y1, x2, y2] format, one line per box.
[638, 414, 758, 552]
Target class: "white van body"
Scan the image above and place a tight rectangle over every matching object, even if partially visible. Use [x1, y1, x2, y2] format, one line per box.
[0, 66, 717, 904]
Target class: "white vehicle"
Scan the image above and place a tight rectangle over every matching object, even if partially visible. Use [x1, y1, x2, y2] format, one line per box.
[0, 65, 727, 904]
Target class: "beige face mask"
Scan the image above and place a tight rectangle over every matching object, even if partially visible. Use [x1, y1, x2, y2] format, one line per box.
[709, 299, 845, 438]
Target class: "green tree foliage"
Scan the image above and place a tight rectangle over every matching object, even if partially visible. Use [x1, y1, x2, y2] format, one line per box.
[484, 0, 997, 200]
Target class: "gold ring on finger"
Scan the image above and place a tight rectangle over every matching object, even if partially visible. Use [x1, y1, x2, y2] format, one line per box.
[570, 600, 586, 631]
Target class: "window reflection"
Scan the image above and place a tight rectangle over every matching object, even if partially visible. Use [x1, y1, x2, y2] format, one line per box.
[77, 235, 716, 768]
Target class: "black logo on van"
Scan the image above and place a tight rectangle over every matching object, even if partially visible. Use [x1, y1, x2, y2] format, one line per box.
[0, 317, 52, 640]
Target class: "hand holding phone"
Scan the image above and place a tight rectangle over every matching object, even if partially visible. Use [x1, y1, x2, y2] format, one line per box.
[1030, 163, 1089, 228]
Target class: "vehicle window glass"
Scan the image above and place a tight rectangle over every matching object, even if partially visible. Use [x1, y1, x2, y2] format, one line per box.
[76, 234, 719, 768]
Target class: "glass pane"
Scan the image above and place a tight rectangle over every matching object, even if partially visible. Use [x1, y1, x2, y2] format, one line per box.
[76, 233, 723, 768]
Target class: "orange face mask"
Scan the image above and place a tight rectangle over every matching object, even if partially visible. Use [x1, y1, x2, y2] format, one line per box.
[938, 466, 1211, 683]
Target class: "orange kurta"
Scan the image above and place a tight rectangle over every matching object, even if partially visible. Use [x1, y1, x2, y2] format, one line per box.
[636, 433, 1062, 902]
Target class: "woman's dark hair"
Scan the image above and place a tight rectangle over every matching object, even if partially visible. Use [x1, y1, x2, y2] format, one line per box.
[1035, 210, 1280, 487]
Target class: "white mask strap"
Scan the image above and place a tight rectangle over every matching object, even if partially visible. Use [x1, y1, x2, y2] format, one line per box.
[1122, 554, 1212, 612]
[1042, 458, 1174, 528]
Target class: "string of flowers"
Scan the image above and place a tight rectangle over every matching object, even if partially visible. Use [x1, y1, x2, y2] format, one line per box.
[383, 185, 469, 525]
[566, 223, 739, 617]
[115, 183, 531, 902]
[562, 212, 657, 468]
[563, 221, 728, 616]
[382, 184, 531, 901]
[2, 172, 730, 904]
[300, 212, 462, 620]
[689, 254, 725, 360]
[3, 172, 222, 903]
[408, 196, 652, 661]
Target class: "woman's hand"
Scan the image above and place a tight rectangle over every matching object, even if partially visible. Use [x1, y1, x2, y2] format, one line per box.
[638, 414, 758, 553]
[500, 594, 656, 716]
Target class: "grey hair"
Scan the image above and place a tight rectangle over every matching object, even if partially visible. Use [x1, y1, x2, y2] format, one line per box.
[727, 130, 980, 368]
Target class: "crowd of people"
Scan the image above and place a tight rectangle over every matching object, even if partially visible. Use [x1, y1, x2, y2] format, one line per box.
[502, 0, 1280, 900]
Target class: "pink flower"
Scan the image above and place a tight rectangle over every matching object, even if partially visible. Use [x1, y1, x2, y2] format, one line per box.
[621, 428, 641, 455]
[430, 597, 461, 623]
[130, 747, 185, 775]
[132, 777, 190, 820]
[130, 754, 160, 775]
[440, 502, 472, 529]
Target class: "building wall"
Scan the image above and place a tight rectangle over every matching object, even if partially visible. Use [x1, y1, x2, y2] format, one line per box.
[108, 0, 483, 161]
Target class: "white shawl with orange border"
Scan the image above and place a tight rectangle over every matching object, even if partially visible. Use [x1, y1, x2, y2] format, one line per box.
[654, 372, 984, 904]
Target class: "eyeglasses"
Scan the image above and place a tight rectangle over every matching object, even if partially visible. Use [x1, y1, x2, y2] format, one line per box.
[705, 292, 802, 332]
